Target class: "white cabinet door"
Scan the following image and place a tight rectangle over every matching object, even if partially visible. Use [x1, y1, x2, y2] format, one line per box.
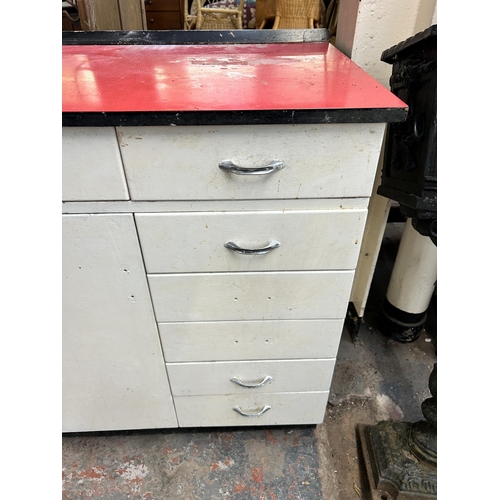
[62, 214, 177, 431]
[135, 209, 367, 273]
[62, 127, 130, 201]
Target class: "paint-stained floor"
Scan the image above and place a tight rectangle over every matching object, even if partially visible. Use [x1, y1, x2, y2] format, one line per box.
[63, 426, 322, 499]
[62, 222, 437, 499]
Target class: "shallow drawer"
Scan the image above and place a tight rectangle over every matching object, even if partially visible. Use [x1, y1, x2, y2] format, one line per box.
[174, 392, 330, 427]
[135, 209, 366, 273]
[167, 359, 336, 396]
[148, 270, 354, 322]
[145, 0, 180, 11]
[146, 11, 181, 29]
[62, 127, 129, 201]
[159, 319, 343, 362]
[117, 123, 385, 200]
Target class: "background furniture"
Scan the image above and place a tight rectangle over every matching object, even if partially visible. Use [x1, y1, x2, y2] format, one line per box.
[62, 29, 406, 432]
[256, 0, 324, 29]
[191, 0, 249, 29]
[73, 0, 145, 30]
[144, 0, 184, 29]
[271, 0, 320, 29]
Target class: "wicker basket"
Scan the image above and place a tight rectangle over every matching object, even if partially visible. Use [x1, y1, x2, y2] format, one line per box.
[194, 0, 245, 29]
[270, 0, 321, 29]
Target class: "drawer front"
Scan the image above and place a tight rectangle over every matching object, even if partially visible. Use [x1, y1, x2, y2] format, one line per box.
[146, 11, 181, 29]
[117, 123, 385, 200]
[148, 270, 354, 322]
[135, 209, 366, 273]
[174, 392, 329, 427]
[159, 319, 343, 362]
[167, 359, 336, 396]
[144, 0, 180, 11]
[62, 127, 129, 201]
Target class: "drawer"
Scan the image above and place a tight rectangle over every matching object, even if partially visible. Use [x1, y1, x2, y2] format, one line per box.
[167, 359, 336, 396]
[135, 209, 367, 273]
[159, 319, 343, 362]
[146, 11, 182, 29]
[174, 392, 330, 427]
[117, 123, 385, 200]
[144, 0, 180, 11]
[62, 127, 129, 201]
[148, 270, 354, 322]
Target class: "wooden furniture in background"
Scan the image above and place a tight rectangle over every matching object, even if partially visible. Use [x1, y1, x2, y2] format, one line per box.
[62, 1, 82, 30]
[77, 0, 145, 29]
[145, 0, 184, 30]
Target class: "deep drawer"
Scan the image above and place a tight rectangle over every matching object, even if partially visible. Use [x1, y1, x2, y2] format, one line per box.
[135, 209, 367, 273]
[158, 319, 343, 362]
[167, 359, 336, 396]
[117, 123, 385, 200]
[148, 270, 354, 322]
[174, 392, 330, 427]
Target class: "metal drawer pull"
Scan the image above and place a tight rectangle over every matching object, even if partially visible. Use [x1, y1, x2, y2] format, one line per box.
[224, 240, 280, 255]
[219, 160, 285, 175]
[232, 405, 272, 418]
[230, 375, 273, 388]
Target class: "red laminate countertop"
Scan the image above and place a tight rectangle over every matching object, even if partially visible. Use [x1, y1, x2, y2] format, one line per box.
[62, 42, 407, 113]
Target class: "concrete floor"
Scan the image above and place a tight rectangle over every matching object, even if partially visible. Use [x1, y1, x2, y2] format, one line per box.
[62, 222, 437, 499]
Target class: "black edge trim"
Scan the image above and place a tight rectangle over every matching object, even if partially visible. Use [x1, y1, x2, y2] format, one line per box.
[62, 108, 408, 127]
[62, 29, 330, 45]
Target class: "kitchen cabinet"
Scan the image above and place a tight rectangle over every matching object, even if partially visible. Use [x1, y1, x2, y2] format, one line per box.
[62, 29, 406, 431]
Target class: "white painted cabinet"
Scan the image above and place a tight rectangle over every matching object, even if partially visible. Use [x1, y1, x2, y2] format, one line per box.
[61, 34, 406, 431]
[62, 123, 377, 430]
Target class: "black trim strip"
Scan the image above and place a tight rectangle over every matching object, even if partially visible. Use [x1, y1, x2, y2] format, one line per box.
[62, 29, 330, 46]
[62, 108, 407, 127]
[382, 297, 427, 325]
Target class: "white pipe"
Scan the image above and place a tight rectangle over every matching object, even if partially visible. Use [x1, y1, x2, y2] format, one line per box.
[386, 218, 437, 314]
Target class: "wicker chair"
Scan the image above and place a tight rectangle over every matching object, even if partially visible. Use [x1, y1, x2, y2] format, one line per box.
[268, 0, 321, 29]
[184, 0, 197, 29]
[194, 0, 246, 29]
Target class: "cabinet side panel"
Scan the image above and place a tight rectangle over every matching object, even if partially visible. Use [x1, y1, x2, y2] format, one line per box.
[62, 214, 177, 431]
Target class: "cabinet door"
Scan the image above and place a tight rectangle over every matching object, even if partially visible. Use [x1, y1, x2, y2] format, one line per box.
[62, 214, 177, 431]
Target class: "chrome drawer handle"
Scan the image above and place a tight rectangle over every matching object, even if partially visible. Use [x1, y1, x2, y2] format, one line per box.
[230, 375, 273, 389]
[219, 160, 285, 175]
[224, 240, 280, 255]
[232, 405, 272, 418]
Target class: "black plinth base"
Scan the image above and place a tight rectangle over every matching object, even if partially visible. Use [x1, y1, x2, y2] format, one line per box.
[378, 298, 427, 343]
[345, 302, 362, 343]
[358, 421, 437, 500]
